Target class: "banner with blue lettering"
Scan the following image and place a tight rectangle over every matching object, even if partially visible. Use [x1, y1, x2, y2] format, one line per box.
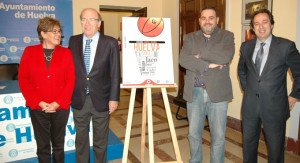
[0, 93, 86, 162]
[0, 0, 73, 64]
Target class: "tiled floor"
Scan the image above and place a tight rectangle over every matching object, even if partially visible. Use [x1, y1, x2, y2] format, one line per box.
[108, 89, 300, 163]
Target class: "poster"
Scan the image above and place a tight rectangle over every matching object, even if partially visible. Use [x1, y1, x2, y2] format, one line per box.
[0, 0, 73, 64]
[122, 17, 174, 86]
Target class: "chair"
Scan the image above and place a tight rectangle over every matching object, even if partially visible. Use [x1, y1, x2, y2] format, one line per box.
[173, 95, 188, 120]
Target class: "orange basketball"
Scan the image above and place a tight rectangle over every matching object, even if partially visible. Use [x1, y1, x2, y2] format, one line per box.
[137, 17, 164, 37]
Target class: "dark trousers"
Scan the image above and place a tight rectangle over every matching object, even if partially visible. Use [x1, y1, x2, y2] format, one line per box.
[30, 108, 70, 163]
[73, 95, 110, 163]
[242, 115, 286, 163]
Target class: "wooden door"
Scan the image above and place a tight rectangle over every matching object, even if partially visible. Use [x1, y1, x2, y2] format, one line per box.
[178, 0, 226, 97]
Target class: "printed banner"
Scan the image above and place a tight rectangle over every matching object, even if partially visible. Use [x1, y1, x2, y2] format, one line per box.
[0, 93, 95, 162]
[122, 17, 174, 86]
[0, 0, 73, 64]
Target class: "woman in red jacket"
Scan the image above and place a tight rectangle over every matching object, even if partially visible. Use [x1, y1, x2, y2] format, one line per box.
[18, 17, 75, 163]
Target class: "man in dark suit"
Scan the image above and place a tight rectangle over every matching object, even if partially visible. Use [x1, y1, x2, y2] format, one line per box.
[68, 8, 120, 163]
[238, 9, 300, 163]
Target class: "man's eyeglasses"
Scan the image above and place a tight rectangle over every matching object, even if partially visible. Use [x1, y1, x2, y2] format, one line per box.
[47, 30, 62, 34]
[81, 18, 99, 23]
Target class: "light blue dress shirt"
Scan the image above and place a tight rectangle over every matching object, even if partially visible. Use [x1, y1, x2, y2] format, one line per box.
[252, 35, 272, 75]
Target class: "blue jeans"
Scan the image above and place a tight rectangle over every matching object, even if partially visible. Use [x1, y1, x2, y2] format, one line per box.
[187, 87, 228, 163]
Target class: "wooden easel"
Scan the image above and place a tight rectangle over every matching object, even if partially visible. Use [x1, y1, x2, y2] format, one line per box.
[121, 84, 183, 163]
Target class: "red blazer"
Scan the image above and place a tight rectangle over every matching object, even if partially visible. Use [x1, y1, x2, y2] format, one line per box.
[19, 44, 75, 110]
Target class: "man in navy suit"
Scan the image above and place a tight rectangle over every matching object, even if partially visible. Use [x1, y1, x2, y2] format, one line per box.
[69, 8, 120, 163]
[238, 9, 300, 163]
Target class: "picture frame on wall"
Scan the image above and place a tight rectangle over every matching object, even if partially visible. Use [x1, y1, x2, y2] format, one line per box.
[242, 0, 272, 24]
[242, 25, 256, 42]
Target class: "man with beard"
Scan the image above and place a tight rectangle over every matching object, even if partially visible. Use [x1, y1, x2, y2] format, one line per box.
[179, 6, 235, 163]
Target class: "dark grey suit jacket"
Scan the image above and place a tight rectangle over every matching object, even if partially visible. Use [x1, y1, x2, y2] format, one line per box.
[69, 33, 120, 112]
[180, 27, 235, 103]
[238, 35, 300, 122]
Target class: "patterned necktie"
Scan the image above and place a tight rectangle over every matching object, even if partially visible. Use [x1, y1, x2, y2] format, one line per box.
[84, 39, 92, 94]
[255, 42, 265, 76]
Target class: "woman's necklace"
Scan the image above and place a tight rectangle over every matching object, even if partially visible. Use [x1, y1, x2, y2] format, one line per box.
[44, 51, 54, 61]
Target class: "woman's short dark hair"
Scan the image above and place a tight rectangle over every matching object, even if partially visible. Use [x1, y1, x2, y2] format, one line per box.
[37, 17, 61, 41]
[250, 9, 274, 28]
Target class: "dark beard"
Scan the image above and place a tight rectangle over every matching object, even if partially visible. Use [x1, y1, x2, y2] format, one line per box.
[201, 23, 216, 35]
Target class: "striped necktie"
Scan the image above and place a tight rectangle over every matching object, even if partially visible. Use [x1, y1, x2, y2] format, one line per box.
[255, 42, 265, 76]
[84, 39, 92, 94]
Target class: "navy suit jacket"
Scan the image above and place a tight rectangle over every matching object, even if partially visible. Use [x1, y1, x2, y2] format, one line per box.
[69, 32, 120, 112]
[238, 35, 300, 122]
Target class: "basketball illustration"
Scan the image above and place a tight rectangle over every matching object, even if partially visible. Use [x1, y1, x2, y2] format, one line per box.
[137, 17, 164, 37]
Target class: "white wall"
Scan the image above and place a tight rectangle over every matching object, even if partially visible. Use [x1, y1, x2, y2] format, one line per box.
[100, 12, 132, 39]
[288, 0, 300, 139]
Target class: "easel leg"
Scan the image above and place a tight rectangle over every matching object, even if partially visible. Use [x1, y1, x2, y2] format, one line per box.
[141, 88, 147, 163]
[122, 88, 137, 163]
[161, 88, 183, 163]
[147, 88, 154, 163]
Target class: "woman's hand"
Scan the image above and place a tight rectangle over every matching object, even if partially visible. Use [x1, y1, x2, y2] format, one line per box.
[39, 101, 50, 111]
[44, 102, 60, 113]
